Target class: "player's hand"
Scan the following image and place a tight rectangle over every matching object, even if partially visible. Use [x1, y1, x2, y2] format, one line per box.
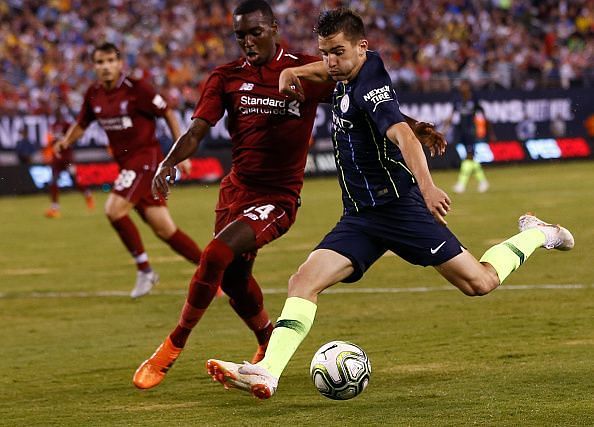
[413, 122, 447, 157]
[152, 161, 178, 200]
[421, 184, 451, 226]
[279, 69, 305, 102]
[177, 158, 192, 175]
[53, 139, 68, 159]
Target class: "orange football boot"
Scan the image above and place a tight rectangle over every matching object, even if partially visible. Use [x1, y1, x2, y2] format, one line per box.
[85, 194, 95, 211]
[44, 208, 61, 218]
[133, 337, 182, 389]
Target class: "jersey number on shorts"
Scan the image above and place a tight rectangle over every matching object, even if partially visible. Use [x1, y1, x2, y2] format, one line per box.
[114, 169, 137, 191]
[243, 204, 275, 221]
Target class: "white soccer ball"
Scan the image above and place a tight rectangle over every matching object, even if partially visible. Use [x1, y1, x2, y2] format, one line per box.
[309, 340, 371, 400]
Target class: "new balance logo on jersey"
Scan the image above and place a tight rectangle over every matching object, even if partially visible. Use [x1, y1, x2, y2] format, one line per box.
[239, 82, 254, 91]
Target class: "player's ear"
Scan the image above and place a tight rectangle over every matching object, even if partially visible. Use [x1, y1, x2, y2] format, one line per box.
[358, 39, 368, 56]
[270, 19, 279, 36]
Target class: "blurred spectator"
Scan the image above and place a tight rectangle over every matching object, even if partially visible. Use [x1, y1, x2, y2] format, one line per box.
[15, 127, 37, 164]
[0, 0, 593, 116]
[550, 112, 567, 137]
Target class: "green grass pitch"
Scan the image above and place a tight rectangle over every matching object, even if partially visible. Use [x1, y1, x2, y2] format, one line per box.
[1, 161, 593, 426]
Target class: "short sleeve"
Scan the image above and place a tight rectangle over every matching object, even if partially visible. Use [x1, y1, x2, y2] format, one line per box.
[354, 60, 404, 136]
[76, 87, 95, 129]
[191, 72, 226, 125]
[135, 80, 169, 118]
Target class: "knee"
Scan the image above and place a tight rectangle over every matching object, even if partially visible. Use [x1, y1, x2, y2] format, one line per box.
[287, 269, 319, 300]
[460, 278, 497, 297]
[105, 205, 119, 222]
[201, 240, 234, 271]
[153, 224, 174, 240]
[287, 271, 302, 295]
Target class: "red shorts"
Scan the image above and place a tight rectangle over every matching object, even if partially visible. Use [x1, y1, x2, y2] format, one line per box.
[51, 156, 74, 176]
[112, 164, 166, 209]
[215, 175, 299, 254]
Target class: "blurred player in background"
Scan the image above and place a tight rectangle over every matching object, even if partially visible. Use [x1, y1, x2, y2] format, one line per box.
[44, 108, 95, 218]
[133, 0, 446, 391]
[54, 42, 201, 298]
[206, 8, 575, 400]
[444, 80, 495, 193]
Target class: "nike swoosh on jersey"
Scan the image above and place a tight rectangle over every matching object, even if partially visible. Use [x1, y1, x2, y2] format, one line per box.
[430, 241, 447, 255]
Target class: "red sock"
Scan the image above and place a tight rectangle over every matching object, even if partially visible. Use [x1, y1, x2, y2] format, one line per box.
[169, 239, 234, 348]
[165, 229, 201, 264]
[49, 181, 59, 204]
[227, 275, 271, 345]
[110, 216, 150, 271]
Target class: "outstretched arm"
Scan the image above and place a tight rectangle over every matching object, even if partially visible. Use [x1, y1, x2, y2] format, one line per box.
[53, 123, 86, 158]
[279, 61, 331, 102]
[152, 117, 210, 199]
[386, 122, 451, 225]
[163, 108, 191, 174]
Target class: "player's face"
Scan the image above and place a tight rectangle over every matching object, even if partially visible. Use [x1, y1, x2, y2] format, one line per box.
[459, 81, 472, 99]
[233, 11, 278, 65]
[318, 32, 368, 82]
[93, 50, 123, 87]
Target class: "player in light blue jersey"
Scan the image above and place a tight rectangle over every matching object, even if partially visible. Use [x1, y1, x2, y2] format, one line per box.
[206, 8, 574, 400]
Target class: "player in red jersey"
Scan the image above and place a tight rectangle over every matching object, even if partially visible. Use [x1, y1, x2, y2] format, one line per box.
[132, 0, 446, 390]
[44, 108, 95, 218]
[54, 42, 201, 299]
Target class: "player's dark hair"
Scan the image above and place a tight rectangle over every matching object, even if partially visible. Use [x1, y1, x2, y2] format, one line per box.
[316, 8, 365, 42]
[233, 0, 275, 22]
[92, 42, 121, 62]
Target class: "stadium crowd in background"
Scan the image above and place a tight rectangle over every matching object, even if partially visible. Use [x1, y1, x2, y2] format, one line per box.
[1, 0, 593, 115]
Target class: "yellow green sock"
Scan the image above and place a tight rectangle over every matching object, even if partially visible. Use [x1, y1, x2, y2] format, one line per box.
[456, 159, 474, 186]
[258, 297, 317, 378]
[480, 228, 545, 283]
[473, 161, 487, 182]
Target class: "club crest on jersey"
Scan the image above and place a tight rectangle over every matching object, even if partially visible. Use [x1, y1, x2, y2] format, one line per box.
[94, 106, 102, 114]
[340, 94, 350, 113]
[239, 82, 254, 91]
[119, 100, 128, 115]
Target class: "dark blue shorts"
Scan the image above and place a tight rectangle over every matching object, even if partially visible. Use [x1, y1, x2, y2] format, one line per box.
[456, 130, 477, 156]
[315, 186, 463, 283]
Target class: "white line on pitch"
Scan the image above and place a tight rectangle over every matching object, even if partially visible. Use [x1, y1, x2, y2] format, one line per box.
[0, 283, 591, 300]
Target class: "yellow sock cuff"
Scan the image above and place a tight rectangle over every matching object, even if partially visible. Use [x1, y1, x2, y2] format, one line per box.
[278, 297, 317, 327]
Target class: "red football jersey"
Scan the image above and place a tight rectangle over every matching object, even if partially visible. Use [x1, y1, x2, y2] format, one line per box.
[77, 75, 168, 167]
[193, 47, 333, 197]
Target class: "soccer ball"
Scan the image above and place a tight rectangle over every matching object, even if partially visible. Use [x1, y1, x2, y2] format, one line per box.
[309, 340, 371, 400]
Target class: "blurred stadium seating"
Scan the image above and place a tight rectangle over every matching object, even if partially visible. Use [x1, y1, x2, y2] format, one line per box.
[1, 0, 593, 115]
